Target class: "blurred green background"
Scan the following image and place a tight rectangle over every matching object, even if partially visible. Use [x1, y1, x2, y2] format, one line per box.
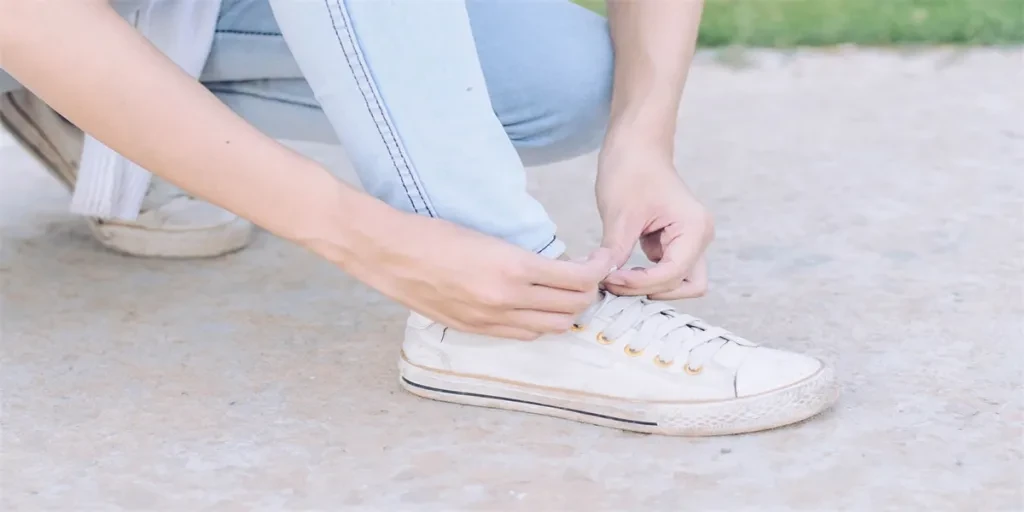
[575, 0, 1024, 46]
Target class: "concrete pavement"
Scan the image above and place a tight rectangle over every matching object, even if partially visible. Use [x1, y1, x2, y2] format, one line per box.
[2, 48, 1021, 510]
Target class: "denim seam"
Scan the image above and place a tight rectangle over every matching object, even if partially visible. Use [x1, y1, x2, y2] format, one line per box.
[321, 0, 416, 214]
[326, 0, 436, 217]
[335, 0, 436, 217]
[205, 88, 321, 109]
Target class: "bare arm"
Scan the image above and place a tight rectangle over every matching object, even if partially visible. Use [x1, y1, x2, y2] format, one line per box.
[0, 0, 375, 250]
[604, 0, 704, 151]
[597, 0, 714, 299]
[0, 0, 613, 338]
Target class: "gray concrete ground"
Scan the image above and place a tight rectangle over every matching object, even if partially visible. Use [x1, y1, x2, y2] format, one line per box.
[2, 49, 1022, 510]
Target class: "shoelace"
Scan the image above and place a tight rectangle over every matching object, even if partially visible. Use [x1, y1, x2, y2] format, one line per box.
[575, 291, 755, 370]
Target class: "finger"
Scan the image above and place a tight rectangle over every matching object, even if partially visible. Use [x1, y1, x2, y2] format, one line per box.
[639, 233, 664, 262]
[500, 309, 577, 334]
[649, 258, 709, 300]
[519, 285, 598, 315]
[605, 225, 709, 292]
[603, 265, 679, 297]
[524, 248, 615, 292]
[600, 215, 640, 267]
[602, 282, 647, 297]
[604, 265, 684, 296]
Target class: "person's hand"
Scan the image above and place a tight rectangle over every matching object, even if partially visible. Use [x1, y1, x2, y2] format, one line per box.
[596, 144, 713, 299]
[327, 204, 614, 340]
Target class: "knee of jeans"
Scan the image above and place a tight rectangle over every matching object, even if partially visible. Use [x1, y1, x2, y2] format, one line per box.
[511, 57, 612, 166]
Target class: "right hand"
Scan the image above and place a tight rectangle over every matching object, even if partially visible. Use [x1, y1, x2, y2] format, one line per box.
[336, 209, 613, 340]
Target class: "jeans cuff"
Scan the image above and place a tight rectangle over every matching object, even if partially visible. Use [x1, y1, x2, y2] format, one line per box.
[535, 236, 566, 259]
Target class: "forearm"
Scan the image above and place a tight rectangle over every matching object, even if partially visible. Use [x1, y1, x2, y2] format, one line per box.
[605, 0, 704, 150]
[0, 0, 380, 260]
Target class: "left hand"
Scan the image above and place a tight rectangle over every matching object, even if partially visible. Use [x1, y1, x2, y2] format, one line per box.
[595, 145, 714, 299]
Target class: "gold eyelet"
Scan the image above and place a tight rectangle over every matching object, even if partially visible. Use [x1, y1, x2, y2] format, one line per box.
[653, 356, 673, 368]
[684, 364, 703, 375]
[571, 323, 585, 333]
[624, 345, 644, 357]
[596, 332, 614, 345]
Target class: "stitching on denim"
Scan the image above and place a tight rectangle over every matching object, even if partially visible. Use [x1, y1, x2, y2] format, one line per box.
[323, 0, 417, 214]
[215, 29, 282, 37]
[334, 0, 436, 217]
[322, 0, 415, 214]
[323, 0, 428, 216]
[331, 0, 436, 218]
[205, 88, 321, 109]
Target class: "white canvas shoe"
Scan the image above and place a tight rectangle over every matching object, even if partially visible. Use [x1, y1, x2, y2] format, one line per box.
[1, 90, 252, 258]
[400, 291, 838, 436]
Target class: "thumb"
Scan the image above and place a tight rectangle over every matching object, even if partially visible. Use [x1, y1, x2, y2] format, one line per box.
[601, 215, 638, 267]
[573, 247, 616, 281]
[581, 246, 610, 276]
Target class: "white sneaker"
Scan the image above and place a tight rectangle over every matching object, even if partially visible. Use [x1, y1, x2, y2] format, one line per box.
[400, 291, 838, 436]
[1, 90, 253, 258]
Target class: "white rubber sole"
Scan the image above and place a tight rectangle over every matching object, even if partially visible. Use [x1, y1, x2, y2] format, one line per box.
[88, 218, 253, 259]
[399, 354, 839, 436]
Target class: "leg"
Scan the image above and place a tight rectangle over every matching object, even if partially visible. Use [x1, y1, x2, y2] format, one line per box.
[267, 0, 612, 256]
[201, 0, 337, 144]
[204, 0, 611, 159]
[0, 1, 335, 145]
[467, 0, 612, 166]
[4, 0, 612, 255]
[3, 0, 611, 153]
[206, 1, 839, 437]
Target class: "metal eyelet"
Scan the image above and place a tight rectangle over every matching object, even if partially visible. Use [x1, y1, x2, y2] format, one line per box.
[684, 364, 704, 375]
[624, 345, 644, 357]
[571, 323, 585, 332]
[596, 332, 614, 345]
[653, 356, 673, 368]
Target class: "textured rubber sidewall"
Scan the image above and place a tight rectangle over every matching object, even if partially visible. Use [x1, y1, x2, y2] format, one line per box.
[399, 357, 839, 436]
[89, 218, 254, 259]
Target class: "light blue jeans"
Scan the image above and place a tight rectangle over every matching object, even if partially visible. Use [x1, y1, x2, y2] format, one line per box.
[1, 0, 613, 257]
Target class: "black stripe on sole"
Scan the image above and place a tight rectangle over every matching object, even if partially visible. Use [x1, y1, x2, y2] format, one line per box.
[401, 377, 658, 427]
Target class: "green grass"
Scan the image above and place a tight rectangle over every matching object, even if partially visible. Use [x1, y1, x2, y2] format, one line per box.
[575, 0, 1024, 46]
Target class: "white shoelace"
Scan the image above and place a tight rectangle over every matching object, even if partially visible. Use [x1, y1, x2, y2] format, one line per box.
[576, 292, 755, 369]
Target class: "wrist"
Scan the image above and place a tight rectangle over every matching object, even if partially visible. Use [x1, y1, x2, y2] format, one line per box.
[287, 170, 395, 272]
[605, 88, 680, 150]
[602, 121, 676, 161]
[599, 132, 676, 171]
